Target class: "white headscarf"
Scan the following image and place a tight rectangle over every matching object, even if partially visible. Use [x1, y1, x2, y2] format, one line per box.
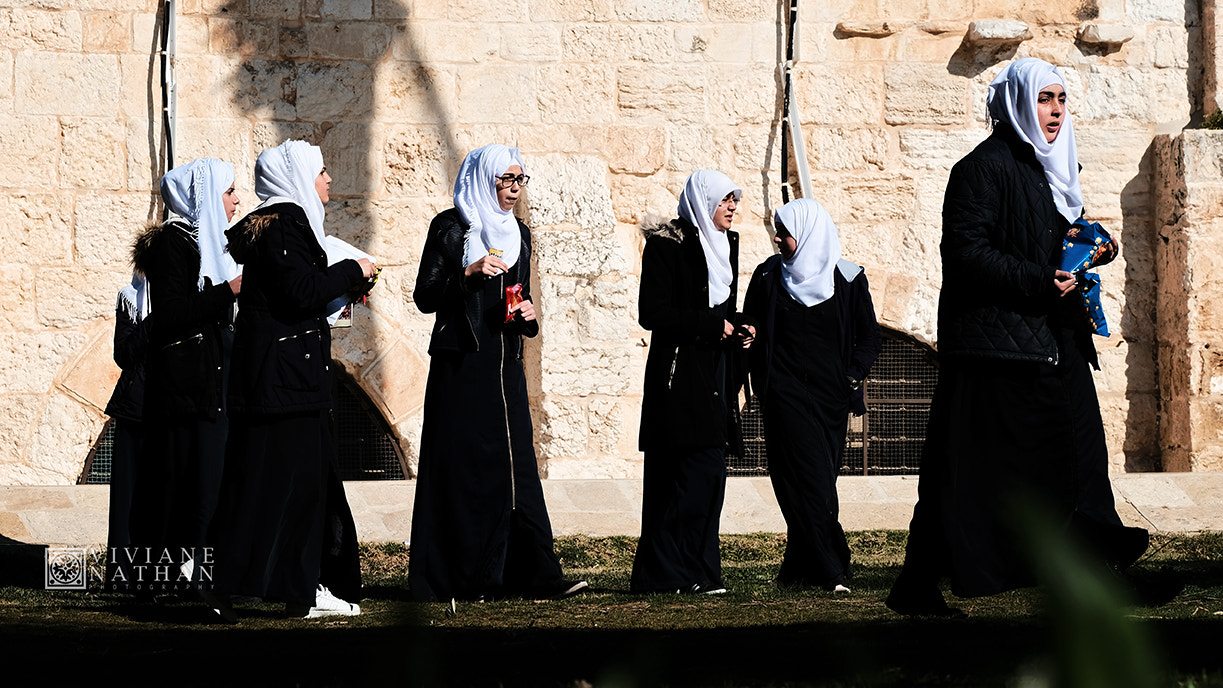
[454, 144, 524, 270]
[773, 198, 842, 307]
[253, 140, 327, 249]
[987, 58, 1083, 223]
[677, 170, 742, 308]
[116, 273, 150, 323]
[159, 158, 240, 289]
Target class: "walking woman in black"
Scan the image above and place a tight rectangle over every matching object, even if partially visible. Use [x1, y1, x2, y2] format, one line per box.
[743, 198, 880, 593]
[214, 140, 375, 619]
[410, 144, 585, 603]
[887, 58, 1148, 615]
[631, 169, 755, 595]
[128, 158, 241, 592]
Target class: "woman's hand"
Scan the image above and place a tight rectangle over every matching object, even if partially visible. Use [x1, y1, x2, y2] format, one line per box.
[358, 258, 377, 279]
[721, 320, 735, 339]
[1054, 270, 1077, 297]
[511, 299, 536, 322]
[228, 274, 242, 296]
[737, 324, 756, 348]
[465, 255, 508, 279]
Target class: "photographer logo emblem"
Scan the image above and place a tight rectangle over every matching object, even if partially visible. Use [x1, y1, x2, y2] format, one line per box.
[45, 547, 88, 590]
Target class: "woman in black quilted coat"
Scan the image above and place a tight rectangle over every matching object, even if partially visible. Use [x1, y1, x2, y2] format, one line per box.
[887, 59, 1148, 615]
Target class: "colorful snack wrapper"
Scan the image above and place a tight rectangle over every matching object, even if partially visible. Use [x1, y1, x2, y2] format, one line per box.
[505, 283, 523, 323]
[1061, 218, 1112, 337]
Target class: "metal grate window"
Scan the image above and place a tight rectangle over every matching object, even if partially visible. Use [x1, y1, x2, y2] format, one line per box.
[81, 374, 409, 483]
[726, 329, 938, 476]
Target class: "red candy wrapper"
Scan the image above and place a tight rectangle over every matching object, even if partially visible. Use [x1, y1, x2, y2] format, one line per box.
[505, 283, 523, 323]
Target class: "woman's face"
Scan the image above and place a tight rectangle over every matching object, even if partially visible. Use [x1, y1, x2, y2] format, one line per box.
[222, 185, 240, 222]
[712, 192, 737, 232]
[773, 223, 797, 261]
[496, 165, 524, 212]
[1036, 83, 1066, 143]
[315, 167, 332, 204]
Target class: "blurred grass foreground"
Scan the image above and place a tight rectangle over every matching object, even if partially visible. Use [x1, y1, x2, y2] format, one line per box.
[2, 531, 1222, 687]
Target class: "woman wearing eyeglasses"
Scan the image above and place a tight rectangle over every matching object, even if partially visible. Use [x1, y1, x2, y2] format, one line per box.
[409, 144, 586, 603]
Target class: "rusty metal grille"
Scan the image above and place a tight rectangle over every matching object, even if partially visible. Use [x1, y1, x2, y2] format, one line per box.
[81, 376, 409, 483]
[726, 330, 938, 476]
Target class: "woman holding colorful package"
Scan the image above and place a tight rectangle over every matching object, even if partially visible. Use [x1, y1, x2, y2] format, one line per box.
[886, 58, 1148, 615]
[410, 144, 586, 603]
[742, 198, 880, 593]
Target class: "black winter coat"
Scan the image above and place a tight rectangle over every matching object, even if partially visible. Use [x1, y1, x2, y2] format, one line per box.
[638, 218, 749, 451]
[132, 220, 237, 420]
[104, 304, 151, 423]
[225, 202, 366, 416]
[414, 208, 539, 355]
[742, 256, 881, 416]
[938, 125, 1091, 365]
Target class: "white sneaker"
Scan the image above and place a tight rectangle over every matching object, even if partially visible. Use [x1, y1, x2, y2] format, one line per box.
[306, 585, 360, 618]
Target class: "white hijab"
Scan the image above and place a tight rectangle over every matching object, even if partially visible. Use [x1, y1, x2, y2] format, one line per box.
[987, 58, 1083, 223]
[116, 273, 150, 323]
[773, 198, 841, 307]
[159, 158, 240, 289]
[677, 170, 741, 308]
[455, 144, 524, 271]
[253, 140, 327, 249]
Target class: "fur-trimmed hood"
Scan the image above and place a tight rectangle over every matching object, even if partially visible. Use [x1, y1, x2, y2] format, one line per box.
[131, 218, 193, 276]
[639, 214, 688, 244]
[225, 202, 308, 264]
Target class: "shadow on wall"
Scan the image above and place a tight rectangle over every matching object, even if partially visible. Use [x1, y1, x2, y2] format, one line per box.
[213, 0, 457, 470]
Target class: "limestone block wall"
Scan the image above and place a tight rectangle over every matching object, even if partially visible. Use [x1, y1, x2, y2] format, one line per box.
[1155, 130, 1223, 472]
[0, 0, 1208, 484]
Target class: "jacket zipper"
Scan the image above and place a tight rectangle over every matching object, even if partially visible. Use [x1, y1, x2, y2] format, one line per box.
[667, 349, 679, 389]
[278, 328, 320, 342]
[161, 332, 203, 350]
[498, 273, 516, 510]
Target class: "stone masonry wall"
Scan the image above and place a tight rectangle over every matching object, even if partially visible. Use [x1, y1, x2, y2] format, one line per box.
[0, 0, 1204, 484]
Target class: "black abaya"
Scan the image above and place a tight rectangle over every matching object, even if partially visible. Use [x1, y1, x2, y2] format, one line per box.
[409, 270, 563, 602]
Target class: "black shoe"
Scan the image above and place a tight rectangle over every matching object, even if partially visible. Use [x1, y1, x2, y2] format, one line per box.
[886, 576, 963, 618]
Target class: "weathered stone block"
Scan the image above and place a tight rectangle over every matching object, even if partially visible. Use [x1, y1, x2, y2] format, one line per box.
[562, 23, 674, 63]
[608, 174, 684, 225]
[0, 395, 42, 470]
[16, 53, 120, 117]
[0, 333, 90, 395]
[1149, 25, 1189, 69]
[617, 65, 706, 123]
[540, 345, 635, 396]
[307, 21, 391, 59]
[807, 127, 889, 171]
[251, 0, 303, 19]
[61, 327, 120, 412]
[0, 8, 82, 51]
[614, 0, 701, 21]
[1080, 67, 1189, 124]
[360, 337, 428, 423]
[37, 267, 126, 329]
[500, 23, 561, 61]
[382, 125, 451, 199]
[305, 0, 372, 20]
[455, 65, 534, 122]
[885, 63, 968, 125]
[74, 193, 155, 268]
[966, 19, 1032, 44]
[445, 0, 527, 21]
[794, 63, 884, 125]
[60, 118, 125, 190]
[699, 24, 755, 64]
[707, 0, 773, 21]
[376, 61, 456, 124]
[296, 61, 375, 121]
[604, 126, 666, 175]
[537, 64, 615, 124]
[898, 128, 985, 170]
[25, 394, 101, 485]
[667, 124, 734, 172]
[528, 0, 612, 21]
[710, 64, 776, 125]
[0, 194, 72, 264]
[0, 267, 35, 330]
[521, 155, 615, 231]
[0, 117, 58, 187]
[174, 117, 256, 190]
[83, 11, 127, 52]
[177, 55, 249, 120]
[1127, 0, 1184, 23]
